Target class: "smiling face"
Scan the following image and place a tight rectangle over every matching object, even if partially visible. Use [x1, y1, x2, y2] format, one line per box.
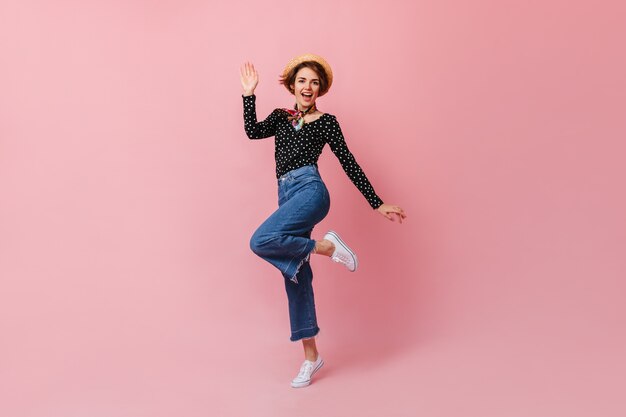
[290, 67, 321, 111]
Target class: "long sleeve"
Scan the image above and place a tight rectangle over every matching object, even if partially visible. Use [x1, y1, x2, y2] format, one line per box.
[324, 115, 384, 209]
[243, 94, 282, 139]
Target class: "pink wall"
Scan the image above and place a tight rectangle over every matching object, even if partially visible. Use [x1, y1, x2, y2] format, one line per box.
[1, 1, 625, 416]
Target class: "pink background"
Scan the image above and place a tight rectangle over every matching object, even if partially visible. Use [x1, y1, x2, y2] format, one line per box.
[1, 1, 625, 416]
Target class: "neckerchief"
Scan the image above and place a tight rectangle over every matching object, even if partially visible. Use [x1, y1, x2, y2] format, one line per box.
[283, 103, 317, 131]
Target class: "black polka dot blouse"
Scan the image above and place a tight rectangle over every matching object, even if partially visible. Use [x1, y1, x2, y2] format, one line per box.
[243, 94, 384, 209]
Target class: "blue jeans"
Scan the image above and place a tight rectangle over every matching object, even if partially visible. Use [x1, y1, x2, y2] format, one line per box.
[250, 165, 331, 341]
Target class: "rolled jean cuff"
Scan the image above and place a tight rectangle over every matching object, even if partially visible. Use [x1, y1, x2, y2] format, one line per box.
[290, 326, 320, 342]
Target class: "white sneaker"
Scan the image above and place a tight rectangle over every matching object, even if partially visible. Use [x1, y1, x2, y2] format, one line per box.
[291, 355, 324, 388]
[324, 230, 358, 272]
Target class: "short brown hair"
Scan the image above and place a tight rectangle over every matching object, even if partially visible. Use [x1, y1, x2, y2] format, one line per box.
[281, 61, 330, 96]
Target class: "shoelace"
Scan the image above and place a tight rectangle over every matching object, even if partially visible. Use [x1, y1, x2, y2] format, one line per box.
[297, 361, 314, 379]
[332, 252, 351, 265]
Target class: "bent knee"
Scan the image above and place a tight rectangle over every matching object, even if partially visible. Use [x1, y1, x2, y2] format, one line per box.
[250, 232, 271, 255]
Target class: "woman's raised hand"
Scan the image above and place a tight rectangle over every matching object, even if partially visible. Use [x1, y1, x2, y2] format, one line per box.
[376, 204, 407, 223]
[240, 62, 259, 96]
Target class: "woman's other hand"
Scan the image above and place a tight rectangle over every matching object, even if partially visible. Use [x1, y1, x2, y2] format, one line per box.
[240, 62, 259, 96]
[376, 204, 407, 223]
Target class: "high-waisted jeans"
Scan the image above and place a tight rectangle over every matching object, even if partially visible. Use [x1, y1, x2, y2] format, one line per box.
[250, 165, 331, 341]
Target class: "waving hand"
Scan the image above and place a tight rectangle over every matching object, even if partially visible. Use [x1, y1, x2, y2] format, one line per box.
[240, 62, 259, 96]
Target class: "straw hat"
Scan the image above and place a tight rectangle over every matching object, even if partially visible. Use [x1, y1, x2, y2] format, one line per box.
[281, 53, 333, 96]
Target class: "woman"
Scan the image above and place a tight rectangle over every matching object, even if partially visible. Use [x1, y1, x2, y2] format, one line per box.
[239, 54, 406, 388]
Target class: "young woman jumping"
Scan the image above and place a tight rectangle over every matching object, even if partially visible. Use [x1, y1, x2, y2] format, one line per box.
[240, 54, 406, 388]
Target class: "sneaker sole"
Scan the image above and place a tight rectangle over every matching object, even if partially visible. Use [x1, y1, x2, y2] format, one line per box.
[326, 230, 358, 272]
[290, 358, 325, 388]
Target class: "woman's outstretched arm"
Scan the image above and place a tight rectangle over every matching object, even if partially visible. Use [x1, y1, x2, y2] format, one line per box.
[325, 115, 406, 223]
[240, 62, 280, 139]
